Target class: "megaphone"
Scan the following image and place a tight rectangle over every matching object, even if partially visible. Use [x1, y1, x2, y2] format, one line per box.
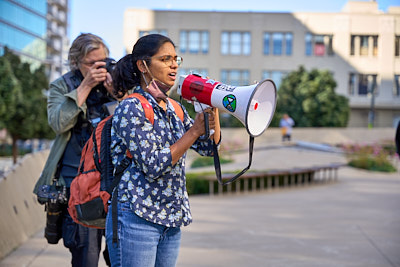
[175, 74, 277, 137]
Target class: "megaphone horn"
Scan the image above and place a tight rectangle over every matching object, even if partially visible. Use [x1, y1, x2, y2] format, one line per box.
[176, 74, 277, 137]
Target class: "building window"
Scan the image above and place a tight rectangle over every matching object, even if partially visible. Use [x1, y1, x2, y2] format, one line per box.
[264, 32, 292, 56]
[360, 36, 369, 56]
[305, 33, 333, 56]
[179, 30, 209, 54]
[221, 31, 251, 55]
[262, 70, 288, 90]
[220, 70, 249, 86]
[394, 75, 400, 97]
[395, 36, 400, 57]
[0, 1, 47, 37]
[179, 68, 208, 78]
[0, 22, 46, 60]
[350, 35, 378, 57]
[348, 73, 356, 95]
[350, 36, 355, 55]
[139, 30, 168, 37]
[285, 33, 293, 55]
[263, 33, 270, 55]
[372, 36, 378, 56]
[305, 33, 312, 56]
[349, 73, 378, 96]
[360, 74, 377, 95]
[272, 33, 283, 55]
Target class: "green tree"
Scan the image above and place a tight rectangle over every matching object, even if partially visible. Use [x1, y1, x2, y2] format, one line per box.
[0, 48, 53, 163]
[271, 66, 349, 127]
[0, 56, 23, 162]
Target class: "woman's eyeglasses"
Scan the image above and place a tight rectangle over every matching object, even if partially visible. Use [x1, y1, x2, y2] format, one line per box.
[152, 55, 183, 67]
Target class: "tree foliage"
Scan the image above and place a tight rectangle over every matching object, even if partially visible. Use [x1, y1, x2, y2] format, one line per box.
[0, 48, 53, 163]
[270, 66, 350, 127]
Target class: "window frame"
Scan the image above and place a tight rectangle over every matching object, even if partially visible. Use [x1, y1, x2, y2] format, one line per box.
[221, 31, 251, 56]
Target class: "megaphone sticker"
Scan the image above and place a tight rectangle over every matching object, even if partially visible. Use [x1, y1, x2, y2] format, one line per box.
[215, 83, 236, 92]
[222, 94, 237, 112]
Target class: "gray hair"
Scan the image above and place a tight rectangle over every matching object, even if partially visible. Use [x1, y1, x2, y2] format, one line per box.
[68, 33, 109, 70]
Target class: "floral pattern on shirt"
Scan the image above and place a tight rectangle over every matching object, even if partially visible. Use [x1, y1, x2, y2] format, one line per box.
[111, 89, 215, 227]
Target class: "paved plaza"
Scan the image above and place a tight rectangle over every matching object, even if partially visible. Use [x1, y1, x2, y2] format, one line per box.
[1, 143, 399, 267]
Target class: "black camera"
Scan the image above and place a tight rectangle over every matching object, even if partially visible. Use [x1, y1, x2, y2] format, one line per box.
[37, 184, 67, 244]
[91, 57, 117, 97]
[45, 199, 66, 244]
[37, 184, 67, 204]
[101, 57, 116, 73]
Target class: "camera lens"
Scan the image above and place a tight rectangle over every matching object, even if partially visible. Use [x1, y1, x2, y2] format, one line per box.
[44, 201, 65, 244]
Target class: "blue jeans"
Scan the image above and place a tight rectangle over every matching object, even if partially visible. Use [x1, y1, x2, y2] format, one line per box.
[105, 202, 181, 267]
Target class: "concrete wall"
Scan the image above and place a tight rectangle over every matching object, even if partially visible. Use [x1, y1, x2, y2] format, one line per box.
[0, 150, 49, 260]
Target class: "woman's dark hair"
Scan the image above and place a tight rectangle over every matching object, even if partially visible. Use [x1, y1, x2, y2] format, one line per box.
[112, 34, 175, 97]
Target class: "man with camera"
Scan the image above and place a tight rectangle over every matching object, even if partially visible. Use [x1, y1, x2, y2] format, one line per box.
[34, 33, 116, 266]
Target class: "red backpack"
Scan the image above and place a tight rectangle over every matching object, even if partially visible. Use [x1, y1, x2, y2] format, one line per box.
[68, 93, 184, 229]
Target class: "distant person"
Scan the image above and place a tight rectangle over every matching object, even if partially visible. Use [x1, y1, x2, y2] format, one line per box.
[34, 33, 117, 267]
[279, 113, 295, 142]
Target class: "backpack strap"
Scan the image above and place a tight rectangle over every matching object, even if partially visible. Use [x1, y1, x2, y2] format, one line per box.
[127, 93, 154, 124]
[62, 70, 82, 93]
[126, 93, 184, 124]
[168, 98, 184, 122]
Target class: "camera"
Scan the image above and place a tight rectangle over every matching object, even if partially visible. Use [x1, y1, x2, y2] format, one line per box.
[37, 184, 67, 244]
[45, 199, 66, 244]
[92, 57, 117, 96]
[101, 57, 116, 73]
[37, 184, 67, 204]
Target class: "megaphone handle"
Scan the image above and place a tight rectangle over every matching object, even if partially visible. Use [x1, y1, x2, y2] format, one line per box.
[198, 112, 210, 141]
[213, 136, 255, 186]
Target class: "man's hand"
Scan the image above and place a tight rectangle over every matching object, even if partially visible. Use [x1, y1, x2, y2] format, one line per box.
[77, 61, 108, 107]
[81, 61, 107, 89]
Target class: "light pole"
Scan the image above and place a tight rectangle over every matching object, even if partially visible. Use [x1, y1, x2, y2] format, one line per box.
[367, 76, 376, 128]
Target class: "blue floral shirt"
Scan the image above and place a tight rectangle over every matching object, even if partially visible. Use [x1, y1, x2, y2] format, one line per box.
[111, 88, 215, 227]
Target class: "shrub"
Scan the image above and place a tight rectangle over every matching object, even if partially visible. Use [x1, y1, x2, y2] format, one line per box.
[186, 172, 213, 195]
[341, 142, 397, 173]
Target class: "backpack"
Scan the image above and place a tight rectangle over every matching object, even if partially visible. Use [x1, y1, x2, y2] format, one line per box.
[68, 93, 184, 229]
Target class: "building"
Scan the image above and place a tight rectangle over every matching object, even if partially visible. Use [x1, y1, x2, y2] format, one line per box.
[123, 1, 400, 127]
[0, 0, 69, 82]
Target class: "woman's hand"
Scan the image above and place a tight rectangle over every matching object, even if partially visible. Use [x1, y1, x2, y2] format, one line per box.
[169, 107, 219, 165]
[191, 108, 217, 138]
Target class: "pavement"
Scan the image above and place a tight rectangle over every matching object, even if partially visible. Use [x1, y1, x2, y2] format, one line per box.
[1, 141, 400, 267]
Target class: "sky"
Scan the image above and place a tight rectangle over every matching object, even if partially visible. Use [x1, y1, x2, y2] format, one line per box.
[70, 0, 400, 60]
